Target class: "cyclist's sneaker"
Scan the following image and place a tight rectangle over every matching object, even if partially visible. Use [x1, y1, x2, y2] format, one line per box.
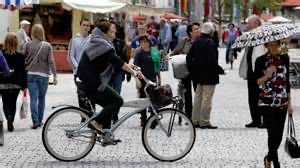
[100, 132, 122, 147]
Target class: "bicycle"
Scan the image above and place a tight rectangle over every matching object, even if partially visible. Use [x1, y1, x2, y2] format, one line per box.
[42, 74, 196, 162]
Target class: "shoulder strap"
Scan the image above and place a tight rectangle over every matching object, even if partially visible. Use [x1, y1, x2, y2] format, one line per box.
[287, 114, 296, 138]
[27, 42, 44, 69]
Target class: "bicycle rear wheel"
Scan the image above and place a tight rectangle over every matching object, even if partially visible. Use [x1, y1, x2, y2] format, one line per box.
[142, 108, 195, 162]
[42, 107, 96, 162]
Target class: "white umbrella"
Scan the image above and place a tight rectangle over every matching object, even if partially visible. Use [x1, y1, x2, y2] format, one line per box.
[268, 16, 292, 23]
[62, 0, 126, 13]
[232, 24, 299, 49]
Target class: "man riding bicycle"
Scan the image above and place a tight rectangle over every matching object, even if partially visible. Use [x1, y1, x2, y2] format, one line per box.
[76, 19, 142, 131]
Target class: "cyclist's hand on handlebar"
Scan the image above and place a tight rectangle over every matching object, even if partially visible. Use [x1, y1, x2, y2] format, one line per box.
[133, 70, 144, 79]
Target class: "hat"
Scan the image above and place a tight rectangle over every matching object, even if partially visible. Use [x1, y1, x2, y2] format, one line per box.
[201, 22, 215, 34]
[20, 20, 31, 25]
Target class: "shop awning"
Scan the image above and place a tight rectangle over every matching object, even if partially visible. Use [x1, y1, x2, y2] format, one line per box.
[118, 5, 166, 16]
[0, 0, 39, 10]
[160, 12, 185, 20]
[62, 0, 126, 13]
[282, 0, 300, 6]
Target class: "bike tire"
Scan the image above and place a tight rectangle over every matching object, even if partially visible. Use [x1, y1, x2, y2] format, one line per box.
[142, 108, 195, 162]
[42, 107, 96, 162]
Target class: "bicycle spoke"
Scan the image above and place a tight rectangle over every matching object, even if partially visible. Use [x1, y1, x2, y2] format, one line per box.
[142, 108, 195, 162]
[42, 107, 96, 162]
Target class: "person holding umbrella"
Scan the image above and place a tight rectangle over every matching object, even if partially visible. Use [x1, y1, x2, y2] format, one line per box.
[232, 23, 297, 168]
[255, 39, 293, 168]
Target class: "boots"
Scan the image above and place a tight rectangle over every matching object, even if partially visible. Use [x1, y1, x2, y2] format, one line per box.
[7, 121, 14, 132]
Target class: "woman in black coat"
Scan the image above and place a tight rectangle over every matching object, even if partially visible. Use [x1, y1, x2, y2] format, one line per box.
[0, 32, 27, 132]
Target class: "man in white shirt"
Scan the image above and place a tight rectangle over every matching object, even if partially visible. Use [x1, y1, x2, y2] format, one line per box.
[239, 15, 267, 128]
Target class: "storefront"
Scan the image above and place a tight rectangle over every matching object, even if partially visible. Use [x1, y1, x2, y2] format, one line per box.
[19, 2, 73, 71]
[0, 0, 92, 71]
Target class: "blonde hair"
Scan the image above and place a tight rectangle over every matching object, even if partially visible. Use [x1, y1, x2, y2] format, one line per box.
[4, 32, 18, 55]
[31, 24, 45, 41]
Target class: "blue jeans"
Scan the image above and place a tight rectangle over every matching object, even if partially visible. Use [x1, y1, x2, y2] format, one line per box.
[28, 74, 49, 125]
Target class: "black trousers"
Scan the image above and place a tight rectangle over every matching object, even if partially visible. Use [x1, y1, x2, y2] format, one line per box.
[261, 106, 287, 162]
[89, 86, 124, 129]
[74, 76, 95, 112]
[181, 75, 196, 119]
[1, 89, 20, 122]
[247, 74, 262, 124]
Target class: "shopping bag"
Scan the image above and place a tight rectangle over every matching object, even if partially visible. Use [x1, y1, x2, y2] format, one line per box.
[20, 91, 28, 119]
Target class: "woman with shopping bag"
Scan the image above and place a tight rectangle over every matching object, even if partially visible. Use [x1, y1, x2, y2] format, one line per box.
[254, 40, 293, 168]
[232, 23, 298, 168]
[0, 32, 27, 132]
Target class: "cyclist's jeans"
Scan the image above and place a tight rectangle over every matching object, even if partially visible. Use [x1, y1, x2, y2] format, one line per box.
[89, 85, 124, 129]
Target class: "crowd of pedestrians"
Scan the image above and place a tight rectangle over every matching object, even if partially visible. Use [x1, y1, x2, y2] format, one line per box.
[0, 14, 296, 168]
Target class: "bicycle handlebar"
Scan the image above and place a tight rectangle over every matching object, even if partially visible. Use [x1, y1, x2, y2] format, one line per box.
[132, 65, 157, 87]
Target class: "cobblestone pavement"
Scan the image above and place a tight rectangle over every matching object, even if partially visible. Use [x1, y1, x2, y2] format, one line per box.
[0, 48, 300, 168]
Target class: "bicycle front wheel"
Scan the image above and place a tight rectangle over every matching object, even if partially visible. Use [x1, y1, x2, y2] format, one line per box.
[42, 107, 96, 162]
[142, 108, 195, 162]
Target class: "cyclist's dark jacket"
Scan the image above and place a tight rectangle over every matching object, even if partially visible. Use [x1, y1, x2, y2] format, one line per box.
[77, 28, 124, 93]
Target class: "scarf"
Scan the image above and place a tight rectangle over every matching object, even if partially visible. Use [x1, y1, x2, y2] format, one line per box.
[84, 27, 114, 61]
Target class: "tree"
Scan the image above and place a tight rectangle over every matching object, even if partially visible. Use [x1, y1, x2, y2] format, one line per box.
[254, 0, 282, 15]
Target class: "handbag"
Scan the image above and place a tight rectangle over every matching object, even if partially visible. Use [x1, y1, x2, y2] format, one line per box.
[238, 50, 248, 80]
[20, 91, 28, 119]
[284, 114, 300, 158]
